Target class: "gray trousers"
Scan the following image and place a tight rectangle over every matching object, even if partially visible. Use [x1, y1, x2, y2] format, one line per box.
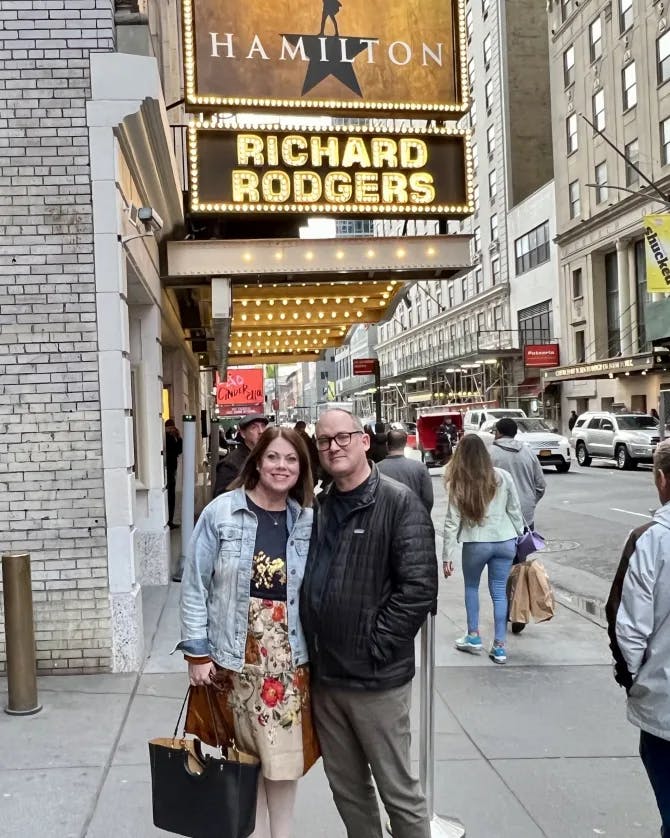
[312, 681, 430, 838]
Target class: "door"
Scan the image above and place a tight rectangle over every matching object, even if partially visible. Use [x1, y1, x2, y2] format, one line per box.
[596, 417, 616, 456]
[586, 416, 607, 455]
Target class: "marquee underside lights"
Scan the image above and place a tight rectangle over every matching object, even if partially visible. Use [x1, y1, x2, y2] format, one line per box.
[188, 123, 473, 218]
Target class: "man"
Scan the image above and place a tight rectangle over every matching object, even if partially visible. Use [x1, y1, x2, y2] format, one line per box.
[435, 419, 456, 464]
[489, 417, 546, 528]
[164, 419, 182, 529]
[294, 420, 320, 483]
[377, 427, 434, 512]
[213, 414, 269, 497]
[568, 410, 578, 431]
[606, 440, 670, 836]
[366, 420, 388, 463]
[300, 409, 437, 838]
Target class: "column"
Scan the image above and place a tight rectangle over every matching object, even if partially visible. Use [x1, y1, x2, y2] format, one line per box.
[616, 239, 632, 356]
[627, 244, 639, 353]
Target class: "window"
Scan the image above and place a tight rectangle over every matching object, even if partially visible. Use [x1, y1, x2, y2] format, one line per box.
[485, 79, 494, 112]
[605, 251, 620, 356]
[569, 180, 580, 219]
[336, 220, 373, 236]
[491, 257, 500, 285]
[494, 305, 504, 329]
[477, 312, 486, 332]
[461, 276, 469, 301]
[488, 169, 497, 200]
[625, 138, 639, 187]
[575, 330, 585, 363]
[564, 45, 575, 87]
[657, 31, 670, 85]
[482, 0, 490, 18]
[518, 299, 553, 345]
[595, 161, 608, 203]
[472, 142, 479, 171]
[473, 183, 480, 213]
[572, 268, 583, 299]
[474, 227, 481, 253]
[661, 117, 670, 165]
[561, 0, 575, 22]
[589, 17, 603, 62]
[619, 0, 633, 34]
[490, 214, 498, 240]
[448, 283, 455, 307]
[566, 113, 578, 154]
[475, 268, 484, 293]
[470, 99, 477, 126]
[514, 221, 550, 275]
[466, 7, 473, 40]
[486, 125, 496, 156]
[622, 62, 637, 110]
[592, 89, 605, 131]
[483, 34, 492, 68]
[468, 57, 475, 89]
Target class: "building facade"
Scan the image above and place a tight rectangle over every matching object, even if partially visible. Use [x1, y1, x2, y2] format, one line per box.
[546, 0, 670, 417]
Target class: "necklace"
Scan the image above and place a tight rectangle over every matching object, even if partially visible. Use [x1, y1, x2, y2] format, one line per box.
[262, 507, 286, 527]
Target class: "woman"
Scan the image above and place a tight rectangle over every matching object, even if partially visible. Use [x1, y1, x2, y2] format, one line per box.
[178, 427, 317, 838]
[442, 434, 524, 665]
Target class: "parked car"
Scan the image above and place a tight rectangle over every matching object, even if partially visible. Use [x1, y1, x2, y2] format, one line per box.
[571, 411, 660, 470]
[390, 421, 417, 449]
[463, 407, 527, 435]
[480, 417, 571, 472]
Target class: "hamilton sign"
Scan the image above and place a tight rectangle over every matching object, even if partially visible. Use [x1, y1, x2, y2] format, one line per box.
[181, 0, 468, 116]
[188, 121, 473, 217]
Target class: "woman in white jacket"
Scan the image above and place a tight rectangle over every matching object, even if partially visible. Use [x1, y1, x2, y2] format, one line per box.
[443, 434, 524, 664]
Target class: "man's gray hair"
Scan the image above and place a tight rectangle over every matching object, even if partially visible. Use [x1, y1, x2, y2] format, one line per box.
[315, 409, 364, 433]
[654, 439, 670, 476]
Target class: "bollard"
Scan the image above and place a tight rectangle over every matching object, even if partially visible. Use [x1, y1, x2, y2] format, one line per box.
[2, 552, 42, 715]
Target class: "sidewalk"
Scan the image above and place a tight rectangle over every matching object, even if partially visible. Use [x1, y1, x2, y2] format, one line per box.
[0, 564, 659, 837]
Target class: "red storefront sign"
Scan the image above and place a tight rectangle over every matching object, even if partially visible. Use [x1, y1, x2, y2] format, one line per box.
[524, 344, 560, 368]
[216, 367, 265, 415]
[352, 358, 378, 376]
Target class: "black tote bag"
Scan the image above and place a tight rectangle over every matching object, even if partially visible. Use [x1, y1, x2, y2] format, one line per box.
[148, 687, 260, 838]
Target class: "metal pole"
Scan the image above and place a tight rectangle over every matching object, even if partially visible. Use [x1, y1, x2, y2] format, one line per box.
[388, 616, 465, 837]
[374, 360, 382, 425]
[174, 415, 196, 582]
[2, 553, 42, 715]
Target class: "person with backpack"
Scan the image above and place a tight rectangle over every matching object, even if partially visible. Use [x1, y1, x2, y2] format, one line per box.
[606, 439, 670, 837]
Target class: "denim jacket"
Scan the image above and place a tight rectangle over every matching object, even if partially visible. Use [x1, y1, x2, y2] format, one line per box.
[177, 488, 313, 671]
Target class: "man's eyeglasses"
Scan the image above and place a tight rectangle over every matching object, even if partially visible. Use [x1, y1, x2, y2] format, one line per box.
[316, 431, 364, 451]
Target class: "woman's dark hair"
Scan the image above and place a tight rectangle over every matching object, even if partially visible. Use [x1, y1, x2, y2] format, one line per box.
[444, 434, 498, 526]
[229, 426, 314, 506]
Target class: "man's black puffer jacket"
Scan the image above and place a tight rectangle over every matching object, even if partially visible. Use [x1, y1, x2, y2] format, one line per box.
[213, 442, 251, 498]
[300, 465, 438, 690]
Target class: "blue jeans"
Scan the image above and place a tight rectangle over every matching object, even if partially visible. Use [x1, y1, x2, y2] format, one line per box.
[640, 730, 670, 836]
[461, 539, 517, 643]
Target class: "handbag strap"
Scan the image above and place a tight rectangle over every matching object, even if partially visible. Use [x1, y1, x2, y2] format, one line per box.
[172, 685, 222, 752]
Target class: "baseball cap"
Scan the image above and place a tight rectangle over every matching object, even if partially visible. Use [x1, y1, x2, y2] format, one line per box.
[238, 414, 270, 430]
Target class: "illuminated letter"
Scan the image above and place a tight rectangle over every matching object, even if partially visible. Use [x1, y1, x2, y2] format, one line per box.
[232, 170, 260, 202]
[210, 32, 234, 58]
[310, 136, 340, 166]
[237, 134, 265, 165]
[318, 36, 328, 62]
[361, 38, 379, 63]
[381, 173, 408, 204]
[354, 172, 380, 203]
[388, 41, 412, 66]
[422, 43, 443, 66]
[342, 137, 371, 168]
[399, 138, 428, 168]
[280, 36, 307, 61]
[371, 138, 398, 168]
[340, 38, 354, 63]
[247, 35, 269, 60]
[324, 172, 352, 203]
[409, 172, 435, 204]
[294, 172, 323, 203]
[267, 135, 279, 166]
[262, 171, 291, 202]
[281, 135, 309, 166]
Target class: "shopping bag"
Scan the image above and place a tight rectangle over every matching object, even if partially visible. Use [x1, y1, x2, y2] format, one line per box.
[507, 563, 532, 624]
[148, 687, 260, 838]
[515, 527, 545, 562]
[527, 560, 555, 623]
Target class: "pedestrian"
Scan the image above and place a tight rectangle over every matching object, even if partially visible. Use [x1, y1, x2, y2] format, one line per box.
[294, 420, 320, 485]
[178, 426, 318, 838]
[300, 409, 437, 838]
[214, 414, 269, 497]
[568, 410, 578, 431]
[606, 439, 670, 837]
[489, 418, 546, 529]
[442, 434, 524, 665]
[651, 407, 660, 422]
[366, 420, 388, 463]
[377, 427, 434, 512]
[435, 419, 456, 465]
[164, 419, 182, 530]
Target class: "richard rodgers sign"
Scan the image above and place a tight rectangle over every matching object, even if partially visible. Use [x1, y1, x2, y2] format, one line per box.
[188, 123, 473, 217]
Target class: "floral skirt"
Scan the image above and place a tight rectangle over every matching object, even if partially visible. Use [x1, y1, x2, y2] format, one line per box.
[185, 598, 320, 781]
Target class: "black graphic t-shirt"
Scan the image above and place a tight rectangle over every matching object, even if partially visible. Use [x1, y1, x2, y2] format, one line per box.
[246, 495, 289, 601]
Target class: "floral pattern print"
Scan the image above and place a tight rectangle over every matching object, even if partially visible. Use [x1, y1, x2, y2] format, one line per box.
[251, 550, 287, 595]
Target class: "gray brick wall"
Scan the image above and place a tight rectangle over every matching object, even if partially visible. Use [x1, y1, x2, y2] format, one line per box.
[0, 0, 116, 672]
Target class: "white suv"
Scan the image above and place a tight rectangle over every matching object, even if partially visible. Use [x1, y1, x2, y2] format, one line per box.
[571, 412, 660, 470]
[463, 408, 527, 435]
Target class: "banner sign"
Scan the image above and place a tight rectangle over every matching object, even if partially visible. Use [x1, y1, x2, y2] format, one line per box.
[188, 122, 472, 217]
[541, 354, 656, 383]
[181, 0, 468, 117]
[524, 344, 559, 368]
[216, 367, 265, 414]
[352, 358, 377, 375]
[644, 214, 670, 293]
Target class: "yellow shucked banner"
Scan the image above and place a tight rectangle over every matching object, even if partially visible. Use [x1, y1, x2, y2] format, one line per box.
[644, 213, 670, 293]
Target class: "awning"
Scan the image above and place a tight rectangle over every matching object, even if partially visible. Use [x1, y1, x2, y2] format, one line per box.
[407, 392, 433, 403]
[541, 352, 661, 383]
[515, 377, 541, 398]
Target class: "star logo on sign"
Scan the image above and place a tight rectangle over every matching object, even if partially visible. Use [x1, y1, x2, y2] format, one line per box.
[283, 34, 374, 96]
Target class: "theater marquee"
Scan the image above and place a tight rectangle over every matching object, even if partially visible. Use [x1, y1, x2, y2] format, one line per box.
[187, 122, 473, 217]
[181, 0, 468, 116]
